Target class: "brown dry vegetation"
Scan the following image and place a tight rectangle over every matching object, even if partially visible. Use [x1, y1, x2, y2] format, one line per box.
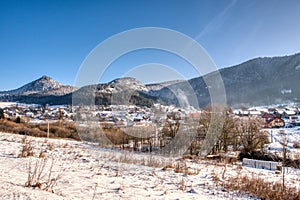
[78, 126, 156, 150]
[214, 173, 300, 200]
[77, 126, 135, 147]
[0, 119, 80, 140]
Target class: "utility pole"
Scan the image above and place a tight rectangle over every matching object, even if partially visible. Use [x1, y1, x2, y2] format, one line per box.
[281, 130, 287, 192]
[47, 121, 50, 138]
[271, 130, 273, 143]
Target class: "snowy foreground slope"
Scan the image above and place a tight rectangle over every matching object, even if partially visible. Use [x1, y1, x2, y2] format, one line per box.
[0, 132, 299, 200]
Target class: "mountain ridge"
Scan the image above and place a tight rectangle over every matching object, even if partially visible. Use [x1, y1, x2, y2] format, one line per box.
[1, 52, 300, 107]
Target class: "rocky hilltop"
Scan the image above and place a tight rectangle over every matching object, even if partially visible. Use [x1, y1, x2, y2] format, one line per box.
[0, 76, 76, 96]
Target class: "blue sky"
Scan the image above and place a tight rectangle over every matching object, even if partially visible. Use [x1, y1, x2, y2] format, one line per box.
[1, 0, 300, 90]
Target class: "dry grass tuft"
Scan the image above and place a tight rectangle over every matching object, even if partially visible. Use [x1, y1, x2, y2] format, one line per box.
[162, 161, 199, 175]
[178, 177, 186, 191]
[293, 141, 300, 149]
[18, 136, 35, 158]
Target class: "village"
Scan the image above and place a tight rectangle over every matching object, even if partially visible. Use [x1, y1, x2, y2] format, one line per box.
[1, 102, 300, 129]
[1, 102, 300, 155]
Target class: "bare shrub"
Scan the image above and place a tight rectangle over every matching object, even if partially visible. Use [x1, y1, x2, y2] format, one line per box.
[117, 152, 136, 164]
[145, 155, 163, 168]
[293, 141, 300, 149]
[174, 161, 188, 174]
[18, 136, 35, 158]
[38, 151, 46, 158]
[62, 143, 68, 148]
[47, 142, 54, 151]
[178, 177, 187, 191]
[92, 183, 98, 200]
[25, 157, 63, 192]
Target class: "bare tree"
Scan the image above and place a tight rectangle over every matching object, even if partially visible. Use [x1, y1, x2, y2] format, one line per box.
[197, 105, 236, 154]
[238, 117, 268, 155]
[196, 105, 268, 157]
[217, 110, 237, 153]
[163, 111, 181, 139]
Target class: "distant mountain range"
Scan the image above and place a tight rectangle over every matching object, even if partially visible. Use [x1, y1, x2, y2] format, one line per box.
[1, 53, 300, 108]
[151, 52, 300, 108]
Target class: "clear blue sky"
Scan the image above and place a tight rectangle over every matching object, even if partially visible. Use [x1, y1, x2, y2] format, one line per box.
[1, 0, 300, 90]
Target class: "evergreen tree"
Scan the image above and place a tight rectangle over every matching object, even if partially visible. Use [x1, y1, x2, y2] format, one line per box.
[0, 108, 4, 119]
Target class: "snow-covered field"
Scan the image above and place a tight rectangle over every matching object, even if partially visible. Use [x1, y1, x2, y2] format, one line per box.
[264, 127, 300, 159]
[0, 132, 299, 200]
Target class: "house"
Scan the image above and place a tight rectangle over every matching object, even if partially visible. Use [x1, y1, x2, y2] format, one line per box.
[25, 111, 34, 118]
[261, 113, 284, 128]
[284, 110, 296, 117]
[261, 112, 275, 123]
[266, 117, 285, 128]
[271, 108, 296, 119]
[289, 115, 300, 126]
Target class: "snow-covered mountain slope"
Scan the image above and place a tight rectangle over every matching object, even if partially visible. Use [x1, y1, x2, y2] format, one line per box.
[146, 80, 185, 91]
[150, 53, 300, 107]
[0, 76, 76, 96]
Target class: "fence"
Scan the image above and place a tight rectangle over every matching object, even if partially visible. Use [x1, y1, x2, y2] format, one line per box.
[242, 158, 281, 171]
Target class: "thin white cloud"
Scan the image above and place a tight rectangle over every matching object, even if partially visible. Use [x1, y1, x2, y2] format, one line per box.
[195, 0, 237, 39]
